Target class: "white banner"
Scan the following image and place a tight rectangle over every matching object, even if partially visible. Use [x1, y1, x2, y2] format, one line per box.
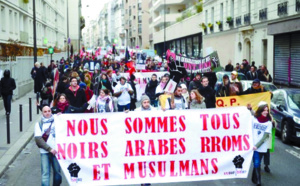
[55, 107, 253, 185]
[120, 72, 168, 101]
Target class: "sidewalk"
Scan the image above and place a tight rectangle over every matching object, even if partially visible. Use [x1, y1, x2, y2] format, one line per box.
[0, 91, 41, 177]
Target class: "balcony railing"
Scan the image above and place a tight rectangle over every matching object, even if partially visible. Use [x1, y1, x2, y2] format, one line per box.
[296, 0, 300, 12]
[278, 2, 288, 16]
[244, 13, 251, 25]
[235, 16, 242, 26]
[259, 8, 268, 21]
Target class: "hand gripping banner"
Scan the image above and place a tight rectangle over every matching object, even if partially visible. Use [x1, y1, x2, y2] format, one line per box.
[54, 107, 254, 185]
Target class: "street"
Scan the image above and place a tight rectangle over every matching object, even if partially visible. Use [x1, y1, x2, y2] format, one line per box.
[0, 136, 300, 186]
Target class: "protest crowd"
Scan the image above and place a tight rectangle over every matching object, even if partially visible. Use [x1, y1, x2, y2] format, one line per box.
[28, 46, 274, 186]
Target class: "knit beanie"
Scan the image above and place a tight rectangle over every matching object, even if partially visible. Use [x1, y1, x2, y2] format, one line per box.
[140, 94, 150, 103]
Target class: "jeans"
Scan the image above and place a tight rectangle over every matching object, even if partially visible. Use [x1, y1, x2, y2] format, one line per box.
[253, 151, 267, 168]
[150, 99, 158, 107]
[41, 153, 62, 186]
[118, 103, 130, 112]
[263, 149, 270, 166]
[2, 94, 12, 114]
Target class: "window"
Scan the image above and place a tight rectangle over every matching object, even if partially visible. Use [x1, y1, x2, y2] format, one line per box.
[205, 10, 208, 24]
[220, 3, 223, 21]
[15, 12, 18, 34]
[176, 40, 180, 54]
[211, 7, 214, 24]
[187, 38, 192, 57]
[193, 36, 199, 57]
[9, 10, 13, 33]
[138, 3, 142, 10]
[181, 38, 186, 55]
[1, 6, 5, 31]
[231, 0, 234, 17]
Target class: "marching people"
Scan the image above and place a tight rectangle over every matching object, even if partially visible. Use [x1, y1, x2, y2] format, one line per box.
[155, 76, 168, 98]
[145, 73, 159, 107]
[252, 102, 272, 186]
[246, 66, 259, 80]
[31, 62, 45, 95]
[95, 89, 114, 113]
[216, 75, 241, 97]
[243, 79, 266, 95]
[135, 94, 154, 111]
[113, 77, 133, 112]
[0, 70, 16, 115]
[64, 77, 88, 113]
[180, 84, 189, 109]
[198, 76, 216, 108]
[189, 89, 206, 109]
[128, 74, 137, 111]
[225, 60, 234, 72]
[34, 105, 62, 186]
[51, 93, 70, 114]
[172, 85, 186, 110]
[188, 72, 202, 91]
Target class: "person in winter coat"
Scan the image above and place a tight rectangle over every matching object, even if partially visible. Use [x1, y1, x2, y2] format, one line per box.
[242, 79, 266, 95]
[128, 74, 137, 111]
[39, 81, 53, 107]
[56, 76, 69, 95]
[64, 77, 87, 112]
[95, 89, 114, 113]
[246, 66, 259, 80]
[145, 74, 159, 107]
[31, 62, 46, 94]
[135, 94, 155, 111]
[99, 73, 113, 94]
[251, 102, 272, 186]
[188, 72, 202, 91]
[51, 93, 70, 114]
[79, 82, 94, 113]
[155, 76, 168, 98]
[198, 76, 216, 108]
[225, 60, 234, 72]
[216, 75, 241, 97]
[189, 89, 206, 109]
[260, 69, 273, 82]
[0, 70, 16, 115]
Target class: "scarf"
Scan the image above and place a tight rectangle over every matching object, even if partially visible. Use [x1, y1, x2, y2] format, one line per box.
[41, 114, 54, 123]
[69, 85, 80, 97]
[57, 101, 69, 113]
[96, 95, 114, 112]
[257, 115, 270, 123]
[160, 82, 167, 89]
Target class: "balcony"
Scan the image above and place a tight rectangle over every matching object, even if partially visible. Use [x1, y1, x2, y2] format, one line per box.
[235, 16, 242, 27]
[20, 31, 28, 43]
[244, 13, 251, 25]
[152, 0, 187, 12]
[153, 13, 182, 28]
[278, 2, 288, 16]
[296, 0, 300, 12]
[259, 8, 268, 21]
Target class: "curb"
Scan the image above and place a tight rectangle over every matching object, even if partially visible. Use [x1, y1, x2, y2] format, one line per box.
[0, 118, 39, 178]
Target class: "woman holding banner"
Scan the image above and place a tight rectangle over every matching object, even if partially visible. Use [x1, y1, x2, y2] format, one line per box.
[95, 89, 114, 113]
[252, 102, 272, 186]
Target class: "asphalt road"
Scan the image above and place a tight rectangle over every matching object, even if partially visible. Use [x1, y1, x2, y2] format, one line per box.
[0, 136, 300, 186]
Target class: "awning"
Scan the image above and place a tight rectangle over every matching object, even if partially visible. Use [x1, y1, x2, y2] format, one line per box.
[268, 18, 300, 35]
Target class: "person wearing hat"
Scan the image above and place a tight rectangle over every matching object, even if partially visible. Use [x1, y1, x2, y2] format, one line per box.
[230, 71, 239, 82]
[135, 94, 154, 111]
[243, 79, 266, 95]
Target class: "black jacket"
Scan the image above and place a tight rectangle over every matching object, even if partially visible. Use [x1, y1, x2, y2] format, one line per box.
[242, 86, 266, 95]
[246, 71, 258, 80]
[56, 81, 69, 94]
[0, 70, 16, 96]
[225, 64, 234, 72]
[64, 87, 87, 108]
[145, 80, 158, 100]
[198, 85, 216, 108]
[99, 80, 113, 94]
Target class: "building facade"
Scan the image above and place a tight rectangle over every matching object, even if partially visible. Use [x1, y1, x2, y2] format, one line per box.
[124, 0, 150, 49]
[67, 0, 82, 53]
[150, 0, 203, 57]
[0, 0, 67, 60]
[203, 0, 300, 86]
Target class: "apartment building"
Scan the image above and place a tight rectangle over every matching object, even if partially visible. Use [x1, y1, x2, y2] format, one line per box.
[68, 0, 82, 53]
[0, 0, 67, 59]
[124, 0, 150, 49]
[150, 0, 203, 57]
[203, 0, 300, 86]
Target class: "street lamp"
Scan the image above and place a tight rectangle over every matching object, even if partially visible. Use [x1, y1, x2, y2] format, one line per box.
[163, 0, 166, 59]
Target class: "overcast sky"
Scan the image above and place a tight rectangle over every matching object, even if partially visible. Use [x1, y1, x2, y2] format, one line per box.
[81, 0, 111, 21]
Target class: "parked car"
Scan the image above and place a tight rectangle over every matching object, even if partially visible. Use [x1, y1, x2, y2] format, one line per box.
[270, 89, 300, 143]
[240, 80, 278, 92]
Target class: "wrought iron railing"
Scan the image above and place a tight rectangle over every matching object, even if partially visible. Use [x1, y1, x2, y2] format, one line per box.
[244, 13, 251, 25]
[235, 16, 242, 26]
[259, 8, 268, 21]
[278, 2, 288, 16]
